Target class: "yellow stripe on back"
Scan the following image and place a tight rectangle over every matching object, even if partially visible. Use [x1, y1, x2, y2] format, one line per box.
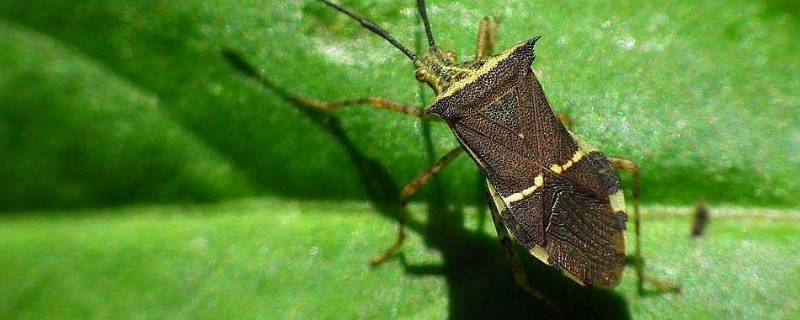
[549, 150, 585, 175]
[501, 174, 544, 205]
[433, 42, 524, 102]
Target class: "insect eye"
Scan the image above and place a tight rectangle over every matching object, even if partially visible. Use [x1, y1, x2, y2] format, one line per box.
[415, 69, 428, 81]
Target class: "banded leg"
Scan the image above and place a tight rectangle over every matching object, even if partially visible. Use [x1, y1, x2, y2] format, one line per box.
[224, 49, 444, 265]
[370, 146, 465, 266]
[488, 192, 562, 314]
[369, 205, 410, 267]
[399, 147, 464, 201]
[476, 17, 500, 59]
[609, 157, 681, 294]
[558, 113, 574, 131]
[283, 96, 426, 118]
[223, 49, 430, 119]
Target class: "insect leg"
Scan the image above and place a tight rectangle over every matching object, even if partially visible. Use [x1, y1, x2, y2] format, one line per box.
[222, 49, 432, 119]
[369, 207, 409, 267]
[370, 147, 464, 266]
[488, 193, 562, 314]
[557, 113, 574, 131]
[399, 147, 464, 202]
[475, 17, 500, 59]
[608, 157, 681, 295]
[285, 97, 425, 118]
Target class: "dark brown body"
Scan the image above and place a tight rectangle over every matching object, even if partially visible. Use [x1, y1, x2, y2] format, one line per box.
[425, 39, 628, 288]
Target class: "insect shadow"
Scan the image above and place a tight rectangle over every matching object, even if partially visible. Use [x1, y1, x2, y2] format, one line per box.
[223, 50, 630, 320]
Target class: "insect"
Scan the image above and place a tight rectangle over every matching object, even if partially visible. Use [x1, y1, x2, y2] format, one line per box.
[226, 0, 680, 304]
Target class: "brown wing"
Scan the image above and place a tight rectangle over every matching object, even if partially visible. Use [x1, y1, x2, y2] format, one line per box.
[442, 68, 628, 288]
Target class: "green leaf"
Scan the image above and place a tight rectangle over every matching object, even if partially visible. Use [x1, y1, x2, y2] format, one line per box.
[0, 21, 252, 209]
[1, 199, 797, 319]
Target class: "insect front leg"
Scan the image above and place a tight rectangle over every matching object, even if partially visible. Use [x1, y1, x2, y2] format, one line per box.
[222, 49, 433, 119]
[608, 157, 681, 295]
[370, 146, 464, 266]
[223, 49, 443, 266]
[475, 17, 500, 59]
[283, 96, 425, 118]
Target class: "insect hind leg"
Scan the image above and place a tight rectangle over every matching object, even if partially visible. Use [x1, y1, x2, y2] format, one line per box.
[487, 190, 562, 315]
[609, 157, 681, 295]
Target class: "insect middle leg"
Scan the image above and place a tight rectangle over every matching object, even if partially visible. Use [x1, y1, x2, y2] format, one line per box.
[608, 157, 681, 294]
[370, 146, 464, 266]
[252, 73, 451, 265]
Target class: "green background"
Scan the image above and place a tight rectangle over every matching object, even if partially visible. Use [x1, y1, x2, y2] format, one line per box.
[0, 0, 798, 319]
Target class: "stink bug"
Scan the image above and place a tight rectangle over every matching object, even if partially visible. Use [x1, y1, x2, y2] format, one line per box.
[225, 0, 680, 305]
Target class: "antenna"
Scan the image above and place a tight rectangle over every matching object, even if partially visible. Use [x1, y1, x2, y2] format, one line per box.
[416, 0, 437, 51]
[317, 0, 416, 60]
